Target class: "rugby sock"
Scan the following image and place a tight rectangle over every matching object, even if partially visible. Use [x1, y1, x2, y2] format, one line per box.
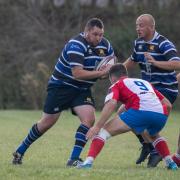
[136, 132, 160, 157]
[87, 128, 111, 159]
[172, 153, 180, 166]
[16, 124, 42, 155]
[153, 137, 170, 158]
[136, 134, 158, 155]
[136, 134, 145, 144]
[70, 124, 89, 160]
[152, 137, 175, 167]
[149, 143, 159, 155]
[83, 156, 94, 165]
[87, 136, 105, 159]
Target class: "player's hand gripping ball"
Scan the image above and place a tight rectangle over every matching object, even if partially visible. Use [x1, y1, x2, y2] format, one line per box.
[95, 55, 117, 71]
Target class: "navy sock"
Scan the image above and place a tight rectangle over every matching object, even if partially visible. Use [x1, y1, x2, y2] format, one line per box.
[136, 134, 145, 144]
[70, 124, 89, 160]
[136, 134, 157, 154]
[149, 143, 158, 155]
[16, 124, 42, 155]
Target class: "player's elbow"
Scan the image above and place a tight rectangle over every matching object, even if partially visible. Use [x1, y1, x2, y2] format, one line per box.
[170, 60, 180, 70]
[72, 67, 84, 80]
[161, 97, 172, 113]
[73, 73, 83, 80]
[166, 103, 172, 112]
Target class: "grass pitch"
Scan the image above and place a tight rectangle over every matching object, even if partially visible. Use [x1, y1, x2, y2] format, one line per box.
[0, 110, 179, 180]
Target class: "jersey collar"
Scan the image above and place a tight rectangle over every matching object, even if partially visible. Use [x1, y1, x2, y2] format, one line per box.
[145, 31, 159, 43]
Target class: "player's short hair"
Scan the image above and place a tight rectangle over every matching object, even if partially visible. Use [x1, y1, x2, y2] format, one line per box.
[85, 18, 104, 30]
[109, 63, 128, 78]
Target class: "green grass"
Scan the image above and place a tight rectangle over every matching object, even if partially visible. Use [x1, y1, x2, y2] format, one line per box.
[0, 110, 179, 180]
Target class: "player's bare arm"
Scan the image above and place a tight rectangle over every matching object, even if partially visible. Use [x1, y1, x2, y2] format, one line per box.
[161, 97, 172, 114]
[145, 52, 180, 70]
[123, 58, 137, 70]
[72, 65, 110, 80]
[86, 99, 117, 139]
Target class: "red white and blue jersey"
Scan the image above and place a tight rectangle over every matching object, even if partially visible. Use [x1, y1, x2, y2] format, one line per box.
[105, 77, 168, 115]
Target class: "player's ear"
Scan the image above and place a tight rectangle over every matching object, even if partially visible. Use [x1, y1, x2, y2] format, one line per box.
[84, 27, 89, 37]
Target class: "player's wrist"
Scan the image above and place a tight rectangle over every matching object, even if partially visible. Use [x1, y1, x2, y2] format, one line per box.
[95, 122, 103, 130]
[98, 70, 106, 78]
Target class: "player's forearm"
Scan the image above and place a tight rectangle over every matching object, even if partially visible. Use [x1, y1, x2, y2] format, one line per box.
[72, 68, 104, 80]
[151, 60, 180, 71]
[161, 98, 172, 114]
[123, 58, 136, 70]
[96, 101, 117, 129]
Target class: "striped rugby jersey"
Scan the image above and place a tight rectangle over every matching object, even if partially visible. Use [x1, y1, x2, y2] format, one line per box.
[49, 33, 114, 89]
[130, 31, 180, 96]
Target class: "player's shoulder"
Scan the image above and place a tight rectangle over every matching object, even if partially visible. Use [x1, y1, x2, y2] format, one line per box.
[73, 33, 86, 43]
[100, 37, 112, 47]
[67, 33, 88, 51]
[155, 33, 168, 44]
[156, 34, 176, 50]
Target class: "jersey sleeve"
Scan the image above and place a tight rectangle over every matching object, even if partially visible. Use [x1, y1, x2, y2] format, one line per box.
[106, 40, 114, 56]
[159, 40, 180, 61]
[66, 42, 85, 68]
[104, 85, 119, 104]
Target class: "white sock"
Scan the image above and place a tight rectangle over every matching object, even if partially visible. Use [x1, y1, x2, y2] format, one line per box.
[98, 128, 111, 141]
[164, 155, 173, 166]
[84, 156, 94, 164]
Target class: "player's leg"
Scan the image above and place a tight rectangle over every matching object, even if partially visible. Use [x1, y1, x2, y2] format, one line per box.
[135, 124, 162, 166]
[172, 133, 180, 167]
[12, 113, 60, 164]
[66, 104, 95, 167]
[148, 133, 178, 170]
[147, 89, 178, 168]
[146, 112, 178, 170]
[78, 116, 131, 168]
[66, 88, 96, 167]
[135, 133, 153, 164]
[12, 85, 69, 165]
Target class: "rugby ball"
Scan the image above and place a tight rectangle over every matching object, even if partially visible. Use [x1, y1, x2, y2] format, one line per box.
[95, 56, 116, 71]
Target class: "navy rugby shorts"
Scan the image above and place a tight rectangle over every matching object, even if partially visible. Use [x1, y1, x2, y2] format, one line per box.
[43, 84, 95, 114]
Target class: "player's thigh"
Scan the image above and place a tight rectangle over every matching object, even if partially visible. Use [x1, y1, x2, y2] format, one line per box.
[104, 116, 131, 136]
[142, 130, 160, 142]
[72, 88, 95, 127]
[73, 105, 95, 127]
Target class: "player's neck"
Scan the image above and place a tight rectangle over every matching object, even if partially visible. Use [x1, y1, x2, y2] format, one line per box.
[143, 31, 155, 42]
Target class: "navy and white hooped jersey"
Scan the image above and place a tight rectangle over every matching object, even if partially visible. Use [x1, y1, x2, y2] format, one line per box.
[130, 31, 180, 96]
[49, 33, 114, 89]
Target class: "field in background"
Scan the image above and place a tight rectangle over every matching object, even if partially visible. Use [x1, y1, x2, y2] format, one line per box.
[0, 110, 179, 180]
